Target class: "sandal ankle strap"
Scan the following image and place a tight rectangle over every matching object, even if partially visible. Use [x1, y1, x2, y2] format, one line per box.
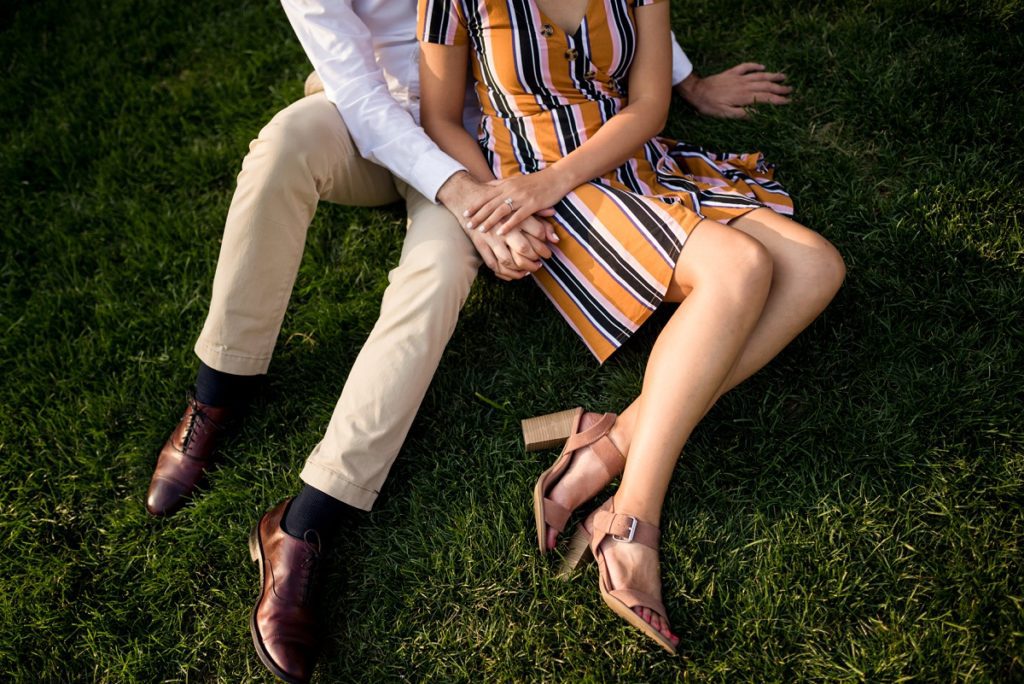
[563, 413, 624, 476]
[592, 509, 659, 549]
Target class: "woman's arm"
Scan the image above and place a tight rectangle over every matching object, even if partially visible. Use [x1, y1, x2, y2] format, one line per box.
[466, 1, 672, 233]
[419, 42, 497, 183]
[421, 39, 558, 247]
[420, 40, 559, 275]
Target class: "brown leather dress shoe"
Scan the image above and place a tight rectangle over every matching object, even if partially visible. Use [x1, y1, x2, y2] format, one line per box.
[145, 392, 232, 516]
[249, 499, 320, 684]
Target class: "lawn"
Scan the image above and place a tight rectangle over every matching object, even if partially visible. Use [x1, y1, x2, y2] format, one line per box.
[1, 0, 1022, 681]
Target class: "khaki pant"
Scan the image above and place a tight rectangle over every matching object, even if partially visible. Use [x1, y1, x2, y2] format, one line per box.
[194, 92, 480, 510]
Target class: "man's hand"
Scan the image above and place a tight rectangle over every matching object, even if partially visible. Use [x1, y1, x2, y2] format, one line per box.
[468, 222, 553, 281]
[436, 171, 502, 226]
[675, 63, 792, 119]
[437, 171, 555, 280]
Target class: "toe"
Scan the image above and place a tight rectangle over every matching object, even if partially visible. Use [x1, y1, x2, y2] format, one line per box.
[658, 617, 678, 644]
[546, 526, 559, 551]
[650, 611, 662, 632]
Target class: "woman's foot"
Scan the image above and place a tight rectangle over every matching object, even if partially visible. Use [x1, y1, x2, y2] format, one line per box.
[598, 533, 679, 647]
[542, 412, 623, 550]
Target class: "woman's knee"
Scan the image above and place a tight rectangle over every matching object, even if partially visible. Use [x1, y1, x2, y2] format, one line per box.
[679, 224, 773, 297]
[815, 238, 846, 294]
[739, 211, 845, 298]
[736, 232, 774, 289]
[790, 232, 846, 303]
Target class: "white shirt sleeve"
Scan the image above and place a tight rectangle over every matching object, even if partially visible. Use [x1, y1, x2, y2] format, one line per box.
[670, 33, 694, 86]
[280, 0, 466, 203]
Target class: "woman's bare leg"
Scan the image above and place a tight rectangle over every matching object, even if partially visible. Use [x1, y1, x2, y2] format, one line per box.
[611, 209, 846, 443]
[597, 220, 773, 643]
[543, 210, 844, 548]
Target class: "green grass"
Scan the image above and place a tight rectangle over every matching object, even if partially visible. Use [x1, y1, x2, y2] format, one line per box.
[1, 0, 1023, 681]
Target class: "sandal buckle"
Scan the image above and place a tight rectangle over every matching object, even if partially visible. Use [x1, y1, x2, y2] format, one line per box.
[612, 515, 637, 543]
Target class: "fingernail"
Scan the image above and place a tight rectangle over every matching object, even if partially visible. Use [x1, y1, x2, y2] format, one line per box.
[462, 210, 469, 217]
[466, 221, 473, 229]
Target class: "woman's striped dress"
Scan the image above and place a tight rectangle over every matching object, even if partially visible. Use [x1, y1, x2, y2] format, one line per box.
[420, 0, 793, 362]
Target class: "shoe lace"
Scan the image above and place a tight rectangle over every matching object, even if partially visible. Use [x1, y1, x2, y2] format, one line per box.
[180, 390, 221, 454]
[299, 529, 322, 605]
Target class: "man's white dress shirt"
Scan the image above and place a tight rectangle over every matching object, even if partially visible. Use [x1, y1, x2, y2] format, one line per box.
[281, 0, 694, 203]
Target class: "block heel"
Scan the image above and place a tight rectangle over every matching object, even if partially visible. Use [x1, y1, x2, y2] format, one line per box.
[522, 408, 583, 452]
[557, 524, 594, 579]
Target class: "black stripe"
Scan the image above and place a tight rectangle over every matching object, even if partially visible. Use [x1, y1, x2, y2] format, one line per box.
[556, 193, 664, 305]
[507, 0, 559, 109]
[543, 252, 634, 343]
[606, 0, 635, 82]
[478, 121, 496, 169]
[552, 104, 582, 155]
[600, 184, 684, 257]
[462, 0, 516, 119]
[574, 17, 603, 102]
[507, 115, 540, 173]
[424, 0, 451, 43]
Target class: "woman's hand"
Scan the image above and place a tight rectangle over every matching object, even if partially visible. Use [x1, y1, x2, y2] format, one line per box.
[464, 167, 570, 235]
[470, 218, 553, 280]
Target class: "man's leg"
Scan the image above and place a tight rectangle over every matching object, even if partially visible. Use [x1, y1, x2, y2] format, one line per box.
[147, 92, 399, 516]
[249, 181, 480, 683]
[295, 180, 481, 513]
[195, 95, 398, 375]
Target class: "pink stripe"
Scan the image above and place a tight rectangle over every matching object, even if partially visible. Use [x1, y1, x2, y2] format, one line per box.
[603, 0, 623, 72]
[550, 239, 639, 329]
[568, 191, 670, 296]
[445, 3, 458, 44]
[532, 273, 596, 356]
[764, 201, 794, 215]
[572, 106, 589, 145]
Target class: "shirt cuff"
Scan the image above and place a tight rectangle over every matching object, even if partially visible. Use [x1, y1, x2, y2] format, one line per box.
[672, 40, 694, 85]
[409, 150, 468, 204]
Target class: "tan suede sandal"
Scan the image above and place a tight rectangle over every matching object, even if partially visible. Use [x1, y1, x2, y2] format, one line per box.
[524, 408, 624, 554]
[562, 499, 677, 655]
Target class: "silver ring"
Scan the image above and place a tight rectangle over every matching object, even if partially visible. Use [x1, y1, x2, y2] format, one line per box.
[503, 197, 515, 210]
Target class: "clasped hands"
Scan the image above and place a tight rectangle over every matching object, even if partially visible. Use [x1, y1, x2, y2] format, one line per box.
[443, 169, 569, 281]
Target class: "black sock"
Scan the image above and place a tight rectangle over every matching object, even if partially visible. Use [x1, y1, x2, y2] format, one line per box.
[281, 484, 359, 543]
[194, 361, 263, 408]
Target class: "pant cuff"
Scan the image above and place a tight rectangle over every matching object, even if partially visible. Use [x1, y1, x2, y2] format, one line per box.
[299, 461, 379, 511]
[194, 339, 272, 376]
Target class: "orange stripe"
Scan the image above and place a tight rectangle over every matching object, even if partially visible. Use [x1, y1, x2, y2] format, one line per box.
[572, 183, 684, 282]
[532, 267, 617, 362]
[550, 218, 651, 326]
